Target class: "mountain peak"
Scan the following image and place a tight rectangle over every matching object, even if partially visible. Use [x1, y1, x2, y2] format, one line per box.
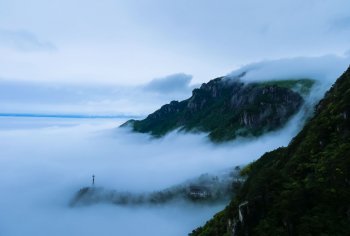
[122, 77, 314, 142]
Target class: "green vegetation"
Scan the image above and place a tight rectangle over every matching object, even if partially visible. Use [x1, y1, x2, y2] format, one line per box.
[122, 77, 312, 142]
[257, 79, 315, 96]
[190, 67, 350, 235]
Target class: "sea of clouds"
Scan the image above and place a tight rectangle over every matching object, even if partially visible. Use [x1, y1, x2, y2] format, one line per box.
[0, 111, 306, 235]
[0, 55, 349, 235]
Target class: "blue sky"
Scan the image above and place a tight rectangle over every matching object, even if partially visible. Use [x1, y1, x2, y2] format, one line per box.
[0, 0, 350, 114]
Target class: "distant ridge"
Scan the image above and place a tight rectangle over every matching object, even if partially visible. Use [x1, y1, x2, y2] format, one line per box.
[0, 113, 141, 119]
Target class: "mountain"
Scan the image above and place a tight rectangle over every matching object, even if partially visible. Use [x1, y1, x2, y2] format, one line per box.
[122, 75, 314, 142]
[70, 170, 241, 207]
[190, 66, 350, 235]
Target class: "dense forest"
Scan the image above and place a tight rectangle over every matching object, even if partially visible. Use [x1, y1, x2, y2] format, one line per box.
[190, 66, 350, 235]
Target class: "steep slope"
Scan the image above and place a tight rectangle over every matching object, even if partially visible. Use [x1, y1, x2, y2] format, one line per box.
[122, 77, 313, 142]
[190, 66, 350, 235]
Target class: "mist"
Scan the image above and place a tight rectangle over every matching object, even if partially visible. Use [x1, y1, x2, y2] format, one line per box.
[0, 109, 306, 235]
[0, 54, 348, 235]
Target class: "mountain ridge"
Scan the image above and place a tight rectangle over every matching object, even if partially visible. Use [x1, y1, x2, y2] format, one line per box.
[122, 76, 314, 142]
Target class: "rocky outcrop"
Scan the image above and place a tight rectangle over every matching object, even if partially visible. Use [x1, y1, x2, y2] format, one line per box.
[122, 76, 313, 142]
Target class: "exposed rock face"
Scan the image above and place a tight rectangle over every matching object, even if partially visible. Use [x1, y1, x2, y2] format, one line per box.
[122, 76, 309, 142]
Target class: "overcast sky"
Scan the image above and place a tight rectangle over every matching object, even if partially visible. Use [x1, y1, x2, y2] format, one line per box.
[0, 0, 350, 86]
[1, 0, 350, 115]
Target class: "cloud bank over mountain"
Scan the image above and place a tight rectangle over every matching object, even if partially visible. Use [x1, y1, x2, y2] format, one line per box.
[228, 54, 350, 84]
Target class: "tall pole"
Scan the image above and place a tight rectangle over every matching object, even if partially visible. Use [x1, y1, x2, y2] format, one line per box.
[92, 174, 95, 186]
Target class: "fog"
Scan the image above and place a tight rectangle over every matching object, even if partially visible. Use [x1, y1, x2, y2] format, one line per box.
[0, 55, 347, 235]
[0, 111, 306, 235]
[1, 0, 350, 234]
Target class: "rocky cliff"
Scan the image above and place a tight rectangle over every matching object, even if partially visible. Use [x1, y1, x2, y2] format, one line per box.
[190, 66, 350, 235]
[122, 77, 313, 142]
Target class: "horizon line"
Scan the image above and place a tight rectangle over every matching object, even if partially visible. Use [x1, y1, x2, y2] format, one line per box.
[0, 113, 142, 119]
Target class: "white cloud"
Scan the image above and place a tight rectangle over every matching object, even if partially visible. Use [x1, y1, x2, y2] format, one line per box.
[229, 54, 350, 88]
[0, 109, 306, 235]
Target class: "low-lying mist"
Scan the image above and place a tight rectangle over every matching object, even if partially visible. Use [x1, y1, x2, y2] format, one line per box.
[1, 55, 343, 235]
[0, 111, 306, 235]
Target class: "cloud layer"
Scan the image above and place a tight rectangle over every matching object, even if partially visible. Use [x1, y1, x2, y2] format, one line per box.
[228, 54, 350, 84]
[0, 109, 307, 235]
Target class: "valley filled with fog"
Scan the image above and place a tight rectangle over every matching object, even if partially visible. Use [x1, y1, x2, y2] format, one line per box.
[0, 114, 305, 235]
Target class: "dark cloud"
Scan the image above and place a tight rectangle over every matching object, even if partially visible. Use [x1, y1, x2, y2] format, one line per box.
[0, 29, 56, 52]
[144, 73, 193, 94]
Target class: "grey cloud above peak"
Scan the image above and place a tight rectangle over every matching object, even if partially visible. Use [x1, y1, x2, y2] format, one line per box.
[0, 29, 56, 52]
[143, 73, 193, 94]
